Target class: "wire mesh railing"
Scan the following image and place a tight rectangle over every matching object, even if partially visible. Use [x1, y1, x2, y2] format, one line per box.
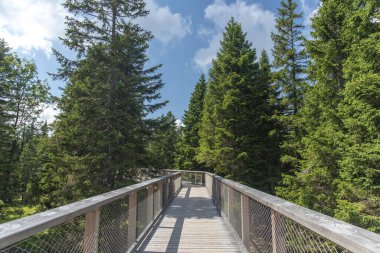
[202, 172, 380, 253]
[2, 169, 379, 253]
[0, 172, 181, 253]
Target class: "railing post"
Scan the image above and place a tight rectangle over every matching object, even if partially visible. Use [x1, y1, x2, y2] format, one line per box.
[271, 210, 287, 253]
[84, 208, 100, 253]
[157, 182, 162, 214]
[147, 185, 154, 223]
[241, 194, 250, 251]
[128, 191, 137, 246]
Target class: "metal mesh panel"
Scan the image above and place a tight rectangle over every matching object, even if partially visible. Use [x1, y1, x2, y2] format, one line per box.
[181, 172, 202, 184]
[174, 175, 181, 193]
[0, 215, 85, 253]
[98, 196, 129, 253]
[249, 198, 273, 252]
[136, 189, 148, 238]
[280, 212, 350, 253]
[153, 184, 162, 218]
[220, 182, 228, 216]
[205, 174, 213, 196]
[229, 187, 242, 238]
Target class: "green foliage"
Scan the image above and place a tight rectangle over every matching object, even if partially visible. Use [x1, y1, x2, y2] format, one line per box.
[271, 0, 307, 174]
[50, 0, 166, 200]
[147, 112, 178, 171]
[176, 74, 207, 170]
[336, 15, 380, 232]
[0, 39, 51, 204]
[197, 19, 279, 192]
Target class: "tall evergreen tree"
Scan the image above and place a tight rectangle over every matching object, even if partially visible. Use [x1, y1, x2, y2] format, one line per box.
[176, 74, 207, 170]
[335, 2, 380, 232]
[0, 40, 50, 203]
[259, 50, 282, 191]
[147, 111, 178, 172]
[198, 19, 277, 191]
[52, 0, 166, 198]
[271, 0, 307, 173]
[276, 1, 374, 216]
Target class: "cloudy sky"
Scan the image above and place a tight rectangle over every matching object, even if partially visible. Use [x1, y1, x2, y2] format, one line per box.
[0, 0, 319, 122]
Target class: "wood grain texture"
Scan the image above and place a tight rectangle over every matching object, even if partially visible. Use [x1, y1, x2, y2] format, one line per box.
[137, 184, 242, 253]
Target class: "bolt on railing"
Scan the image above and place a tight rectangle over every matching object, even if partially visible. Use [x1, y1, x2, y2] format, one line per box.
[164, 169, 380, 253]
[0, 172, 182, 253]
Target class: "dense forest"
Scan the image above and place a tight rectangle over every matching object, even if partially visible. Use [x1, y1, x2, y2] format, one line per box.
[0, 0, 379, 234]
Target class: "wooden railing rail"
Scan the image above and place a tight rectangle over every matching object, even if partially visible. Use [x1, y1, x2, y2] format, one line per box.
[0, 172, 182, 252]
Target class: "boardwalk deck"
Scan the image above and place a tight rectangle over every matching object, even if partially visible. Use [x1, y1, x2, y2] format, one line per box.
[137, 184, 242, 253]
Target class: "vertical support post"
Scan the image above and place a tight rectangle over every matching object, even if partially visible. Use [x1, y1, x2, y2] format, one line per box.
[128, 191, 137, 246]
[147, 185, 154, 223]
[271, 210, 287, 253]
[228, 186, 233, 219]
[157, 182, 163, 213]
[84, 208, 100, 253]
[241, 194, 250, 250]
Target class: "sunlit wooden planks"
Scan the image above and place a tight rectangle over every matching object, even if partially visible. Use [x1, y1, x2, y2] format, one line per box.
[138, 184, 242, 253]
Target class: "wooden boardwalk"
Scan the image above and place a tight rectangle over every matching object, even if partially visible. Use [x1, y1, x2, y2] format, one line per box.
[137, 184, 242, 253]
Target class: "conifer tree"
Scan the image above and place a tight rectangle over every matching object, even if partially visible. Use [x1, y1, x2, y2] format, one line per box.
[0, 40, 50, 203]
[271, 0, 307, 173]
[335, 2, 380, 232]
[198, 19, 277, 191]
[148, 112, 178, 172]
[52, 0, 166, 197]
[176, 74, 207, 170]
[277, 0, 353, 215]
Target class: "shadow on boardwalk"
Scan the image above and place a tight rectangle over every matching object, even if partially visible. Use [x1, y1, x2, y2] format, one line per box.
[137, 184, 241, 253]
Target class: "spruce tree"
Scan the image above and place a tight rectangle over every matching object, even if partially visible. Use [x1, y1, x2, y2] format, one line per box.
[198, 19, 277, 191]
[52, 0, 166, 197]
[259, 50, 282, 191]
[335, 2, 380, 232]
[176, 74, 207, 170]
[271, 0, 307, 174]
[277, 0, 352, 215]
[147, 111, 178, 172]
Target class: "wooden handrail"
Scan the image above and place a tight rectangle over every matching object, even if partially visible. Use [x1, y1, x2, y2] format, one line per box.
[0, 172, 180, 249]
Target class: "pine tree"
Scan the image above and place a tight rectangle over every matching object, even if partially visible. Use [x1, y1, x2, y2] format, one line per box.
[271, 0, 307, 174]
[176, 74, 207, 170]
[335, 2, 380, 232]
[198, 19, 277, 191]
[52, 0, 166, 197]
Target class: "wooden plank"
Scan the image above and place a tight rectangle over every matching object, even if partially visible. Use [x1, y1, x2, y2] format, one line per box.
[271, 210, 286, 253]
[84, 208, 100, 253]
[0, 172, 180, 249]
[241, 194, 250, 251]
[128, 191, 137, 246]
[138, 184, 242, 253]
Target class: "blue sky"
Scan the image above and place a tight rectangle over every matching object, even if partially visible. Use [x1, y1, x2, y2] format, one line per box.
[0, 0, 319, 122]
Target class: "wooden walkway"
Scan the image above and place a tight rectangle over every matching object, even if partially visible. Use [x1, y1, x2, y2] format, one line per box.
[137, 184, 242, 253]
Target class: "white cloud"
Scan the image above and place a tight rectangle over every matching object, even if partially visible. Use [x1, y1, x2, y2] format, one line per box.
[194, 0, 276, 72]
[300, 0, 320, 26]
[0, 0, 190, 58]
[39, 104, 60, 125]
[0, 0, 67, 57]
[175, 119, 184, 128]
[138, 0, 191, 45]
